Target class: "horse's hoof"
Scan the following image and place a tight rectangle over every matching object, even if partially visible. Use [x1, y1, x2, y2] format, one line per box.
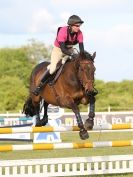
[41, 116, 48, 126]
[35, 121, 42, 127]
[41, 120, 48, 126]
[79, 129, 89, 140]
[84, 119, 94, 130]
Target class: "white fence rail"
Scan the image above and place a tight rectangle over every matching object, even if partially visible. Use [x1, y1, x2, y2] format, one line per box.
[0, 155, 133, 176]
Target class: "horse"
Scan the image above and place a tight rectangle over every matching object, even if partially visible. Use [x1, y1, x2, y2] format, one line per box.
[23, 51, 97, 140]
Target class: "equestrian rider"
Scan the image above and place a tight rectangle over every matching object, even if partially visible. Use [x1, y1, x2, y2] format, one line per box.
[33, 15, 85, 96]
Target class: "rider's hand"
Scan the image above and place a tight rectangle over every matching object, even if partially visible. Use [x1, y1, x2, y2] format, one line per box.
[71, 53, 77, 59]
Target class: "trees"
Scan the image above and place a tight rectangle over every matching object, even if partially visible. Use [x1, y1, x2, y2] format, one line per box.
[95, 80, 133, 111]
[0, 47, 34, 112]
[23, 39, 52, 63]
[0, 40, 52, 112]
[0, 76, 28, 111]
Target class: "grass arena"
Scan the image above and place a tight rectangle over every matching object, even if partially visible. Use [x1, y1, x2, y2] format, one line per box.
[0, 113, 133, 176]
[0, 127, 133, 176]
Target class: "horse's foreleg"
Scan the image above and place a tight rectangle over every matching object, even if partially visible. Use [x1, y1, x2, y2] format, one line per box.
[85, 95, 95, 130]
[41, 101, 49, 126]
[66, 97, 89, 140]
[75, 111, 89, 140]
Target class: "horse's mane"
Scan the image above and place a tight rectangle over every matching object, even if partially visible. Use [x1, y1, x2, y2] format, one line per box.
[79, 51, 94, 61]
[71, 51, 94, 65]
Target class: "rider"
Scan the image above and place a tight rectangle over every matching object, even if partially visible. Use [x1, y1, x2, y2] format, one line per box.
[33, 15, 85, 96]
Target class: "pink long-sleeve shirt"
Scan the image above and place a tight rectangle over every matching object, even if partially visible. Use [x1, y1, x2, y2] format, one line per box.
[54, 26, 83, 47]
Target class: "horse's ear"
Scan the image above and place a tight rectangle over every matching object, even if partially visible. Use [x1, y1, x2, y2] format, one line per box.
[91, 52, 96, 61]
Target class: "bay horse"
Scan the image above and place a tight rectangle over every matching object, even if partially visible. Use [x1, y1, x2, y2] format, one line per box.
[23, 51, 97, 140]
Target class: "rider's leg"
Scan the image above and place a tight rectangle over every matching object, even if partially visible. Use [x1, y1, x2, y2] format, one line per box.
[62, 47, 74, 64]
[33, 69, 51, 96]
[33, 46, 63, 96]
[62, 55, 68, 64]
[48, 46, 63, 74]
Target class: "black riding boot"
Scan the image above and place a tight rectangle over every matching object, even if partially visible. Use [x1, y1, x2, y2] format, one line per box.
[33, 69, 50, 96]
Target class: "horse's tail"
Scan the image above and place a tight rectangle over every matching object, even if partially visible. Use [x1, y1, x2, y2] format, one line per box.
[22, 96, 36, 117]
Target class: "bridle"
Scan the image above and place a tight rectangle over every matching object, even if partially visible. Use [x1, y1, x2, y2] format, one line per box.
[77, 59, 98, 96]
[78, 60, 94, 86]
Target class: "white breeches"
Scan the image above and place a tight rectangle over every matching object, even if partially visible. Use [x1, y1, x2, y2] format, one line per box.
[47, 46, 70, 74]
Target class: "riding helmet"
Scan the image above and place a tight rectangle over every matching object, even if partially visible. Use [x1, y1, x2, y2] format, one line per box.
[67, 15, 84, 25]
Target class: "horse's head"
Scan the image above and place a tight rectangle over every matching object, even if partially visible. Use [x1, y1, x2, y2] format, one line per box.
[76, 51, 96, 96]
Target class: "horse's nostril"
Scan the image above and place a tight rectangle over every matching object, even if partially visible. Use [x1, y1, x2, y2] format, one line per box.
[86, 89, 98, 96]
[86, 90, 93, 96]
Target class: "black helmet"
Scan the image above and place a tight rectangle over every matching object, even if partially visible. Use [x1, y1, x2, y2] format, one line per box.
[67, 15, 84, 25]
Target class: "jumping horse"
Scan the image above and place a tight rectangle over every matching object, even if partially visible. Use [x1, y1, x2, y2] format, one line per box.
[23, 51, 97, 140]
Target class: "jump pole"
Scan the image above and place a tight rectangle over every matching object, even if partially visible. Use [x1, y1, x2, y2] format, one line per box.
[0, 123, 133, 134]
[0, 140, 133, 152]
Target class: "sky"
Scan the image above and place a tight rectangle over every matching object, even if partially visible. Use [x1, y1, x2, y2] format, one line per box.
[0, 0, 133, 82]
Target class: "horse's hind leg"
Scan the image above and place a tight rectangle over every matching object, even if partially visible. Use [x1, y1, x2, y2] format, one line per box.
[85, 96, 95, 130]
[66, 97, 89, 140]
[41, 101, 49, 126]
[33, 101, 42, 127]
